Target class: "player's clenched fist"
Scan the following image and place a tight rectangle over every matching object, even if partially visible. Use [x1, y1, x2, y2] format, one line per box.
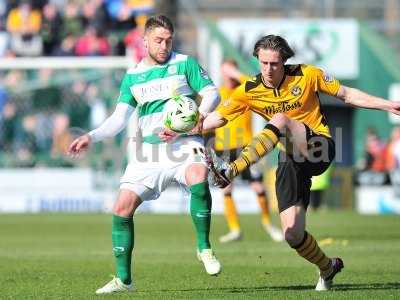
[68, 134, 91, 156]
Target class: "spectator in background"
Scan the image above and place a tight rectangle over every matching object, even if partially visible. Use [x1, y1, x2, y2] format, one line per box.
[86, 83, 107, 129]
[0, 0, 7, 28]
[74, 26, 111, 56]
[214, 59, 283, 243]
[52, 33, 76, 56]
[363, 127, 387, 172]
[48, 0, 65, 12]
[30, 0, 47, 10]
[61, 1, 83, 39]
[0, 79, 11, 157]
[0, 101, 17, 152]
[51, 113, 71, 157]
[62, 81, 90, 130]
[1, 1, 26, 57]
[104, 0, 138, 30]
[0, 78, 8, 115]
[6, 0, 43, 56]
[0, 0, 10, 56]
[0, 100, 37, 167]
[0, 27, 10, 57]
[385, 126, 400, 171]
[32, 69, 59, 154]
[0, 71, 31, 159]
[17, 114, 38, 166]
[124, 14, 146, 63]
[126, 0, 155, 15]
[85, 82, 107, 157]
[3, 1, 21, 16]
[356, 127, 390, 186]
[41, 2, 63, 55]
[82, 0, 110, 32]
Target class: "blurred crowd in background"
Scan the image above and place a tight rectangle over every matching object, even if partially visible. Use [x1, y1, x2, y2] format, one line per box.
[0, 68, 125, 168]
[358, 126, 400, 185]
[0, 0, 157, 168]
[1, 0, 400, 188]
[0, 0, 153, 60]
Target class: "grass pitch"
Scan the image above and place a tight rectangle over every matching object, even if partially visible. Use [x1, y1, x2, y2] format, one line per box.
[1, 211, 399, 299]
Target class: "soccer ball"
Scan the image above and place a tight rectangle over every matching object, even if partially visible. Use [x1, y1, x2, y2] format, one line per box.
[163, 95, 199, 133]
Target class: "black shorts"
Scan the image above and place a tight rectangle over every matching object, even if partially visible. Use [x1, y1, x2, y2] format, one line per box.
[276, 125, 335, 213]
[215, 148, 263, 182]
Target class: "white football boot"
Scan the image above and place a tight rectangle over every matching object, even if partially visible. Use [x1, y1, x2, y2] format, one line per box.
[197, 249, 222, 275]
[263, 223, 284, 242]
[315, 257, 344, 291]
[95, 277, 134, 294]
[219, 230, 243, 243]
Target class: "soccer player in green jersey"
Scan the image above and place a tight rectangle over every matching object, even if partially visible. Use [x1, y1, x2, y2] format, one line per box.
[69, 15, 221, 294]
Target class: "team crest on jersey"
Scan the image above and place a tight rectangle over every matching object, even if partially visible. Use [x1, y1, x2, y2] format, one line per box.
[291, 85, 302, 96]
[167, 65, 177, 74]
[323, 72, 334, 83]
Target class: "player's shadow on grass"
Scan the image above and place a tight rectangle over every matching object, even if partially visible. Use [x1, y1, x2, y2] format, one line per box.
[332, 282, 400, 291]
[263, 282, 400, 291]
[156, 282, 400, 293]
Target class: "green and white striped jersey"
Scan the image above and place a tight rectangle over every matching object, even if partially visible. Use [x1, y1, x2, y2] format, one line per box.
[117, 52, 214, 143]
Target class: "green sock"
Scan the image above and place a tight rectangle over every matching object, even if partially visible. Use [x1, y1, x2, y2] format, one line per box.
[190, 181, 212, 251]
[112, 215, 134, 285]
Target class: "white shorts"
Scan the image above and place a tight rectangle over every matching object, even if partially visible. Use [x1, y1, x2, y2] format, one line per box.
[120, 136, 207, 201]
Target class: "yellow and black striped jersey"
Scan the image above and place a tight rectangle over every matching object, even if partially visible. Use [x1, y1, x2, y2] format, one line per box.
[217, 64, 341, 138]
[215, 75, 252, 150]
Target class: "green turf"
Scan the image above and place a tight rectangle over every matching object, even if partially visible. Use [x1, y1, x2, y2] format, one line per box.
[1, 211, 399, 299]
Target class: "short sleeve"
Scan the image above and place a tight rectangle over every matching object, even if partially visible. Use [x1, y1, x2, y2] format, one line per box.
[217, 84, 250, 121]
[117, 74, 138, 108]
[308, 65, 341, 96]
[185, 56, 214, 92]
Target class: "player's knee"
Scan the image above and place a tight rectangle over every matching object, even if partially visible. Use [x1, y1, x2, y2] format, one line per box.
[185, 164, 208, 185]
[113, 202, 130, 216]
[284, 226, 304, 246]
[113, 190, 141, 216]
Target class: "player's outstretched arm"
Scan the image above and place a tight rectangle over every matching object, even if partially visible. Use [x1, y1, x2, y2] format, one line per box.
[68, 102, 134, 156]
[68, 134, 92, 156]
[202, 111, 227, 131]
[337, 85, 400, 114]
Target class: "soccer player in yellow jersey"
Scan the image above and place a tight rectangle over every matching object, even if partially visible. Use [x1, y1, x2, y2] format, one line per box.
[202, 35, 400, 291]
[215, 59, 283, 243]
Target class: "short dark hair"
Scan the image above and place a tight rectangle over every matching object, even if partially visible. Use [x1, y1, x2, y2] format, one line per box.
[145, 15, 174, 34]
[253, 35, 294, 61]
